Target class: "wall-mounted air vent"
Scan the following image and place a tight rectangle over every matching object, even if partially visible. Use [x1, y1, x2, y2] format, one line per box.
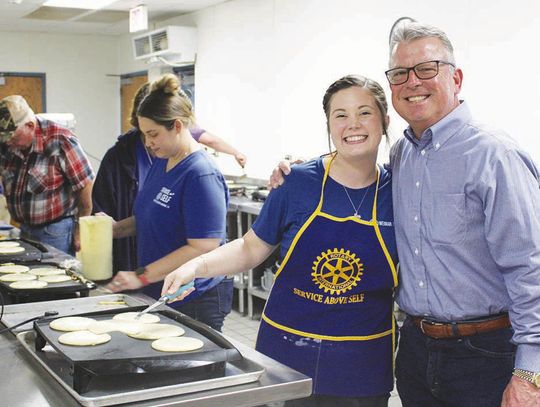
[132, 26, 197, 61]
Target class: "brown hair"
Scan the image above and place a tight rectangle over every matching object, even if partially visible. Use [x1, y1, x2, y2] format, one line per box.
[322, 75, 389, 152]
[129, 82, 149, 128]
[137, 73, 196, 130]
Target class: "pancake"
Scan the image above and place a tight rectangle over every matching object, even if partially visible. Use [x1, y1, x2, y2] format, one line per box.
[112, 312, 160, 324]
[10, 280, 48, 289]
[39, 274, 71, 283]
[0, 246, 25, 254]
[127, 323, 185, 340]
[0, 241, 20, 248]
[0, 265, 30, 274]
[151, 336, 204, 352]
[29, 267, 66, 276]
[0, 273, 37, 282]
[58, 331, 111, 346]
[49, 316, 97, 332]
[88, 319, 145, 335]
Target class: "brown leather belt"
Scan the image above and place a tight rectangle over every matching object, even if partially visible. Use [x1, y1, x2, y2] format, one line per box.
[411, 314, 511, 339]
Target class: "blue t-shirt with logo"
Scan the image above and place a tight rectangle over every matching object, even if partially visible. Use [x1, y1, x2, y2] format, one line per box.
[133, 149, 229, 304]
[253, 158, 396, 260]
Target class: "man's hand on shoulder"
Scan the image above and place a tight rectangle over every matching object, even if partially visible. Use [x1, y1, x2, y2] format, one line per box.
[267, 158, 305, 190]
[502, 375, 540, 407]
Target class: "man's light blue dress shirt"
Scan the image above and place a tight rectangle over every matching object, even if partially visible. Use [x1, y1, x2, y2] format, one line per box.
[390, 101, 540, 372]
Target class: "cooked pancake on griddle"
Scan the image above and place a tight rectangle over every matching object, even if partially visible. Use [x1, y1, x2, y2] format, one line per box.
[0, 273, 36, 282]
[127, 323, 185, 340]
[151, 336, 204, 352]
[49, 316, 97, 332]
[10, 280, 48, 289]
[0, 265, 30, 274]
[113, 312, 160, 324]
[58, 330, 111, 346]
[39, 274, 71, 283]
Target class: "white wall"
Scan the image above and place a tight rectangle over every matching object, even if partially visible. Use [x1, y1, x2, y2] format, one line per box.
[0, 31, 120, 171]
[120, 0, 539, 178]
[3, 1, 538, 180]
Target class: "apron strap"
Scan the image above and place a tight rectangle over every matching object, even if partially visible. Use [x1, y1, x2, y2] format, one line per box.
[315, 153, 336, 213]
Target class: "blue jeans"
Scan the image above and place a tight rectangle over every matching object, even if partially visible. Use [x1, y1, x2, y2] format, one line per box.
[20, 217, 74, 255]
[173, 277, 233, 332]
[284, 394, 389, 407]
[396, 317, 515, 407]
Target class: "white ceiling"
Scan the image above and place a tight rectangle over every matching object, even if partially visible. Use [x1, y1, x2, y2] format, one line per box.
[0, 0, 229, 35]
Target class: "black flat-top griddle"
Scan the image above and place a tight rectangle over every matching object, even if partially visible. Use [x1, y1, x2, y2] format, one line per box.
[0, 238, 45, 262]
[34, 307, 242, 394]
[0, 261, 92, 303]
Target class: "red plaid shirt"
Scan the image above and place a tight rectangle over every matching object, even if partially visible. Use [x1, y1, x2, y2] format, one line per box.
[0, 117, 94, 226]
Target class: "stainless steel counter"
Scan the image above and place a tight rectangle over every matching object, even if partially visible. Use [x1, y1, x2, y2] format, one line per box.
[227, 196, 263, 315]
[0, 294, 311, 407]
[228, 196, 263, 215]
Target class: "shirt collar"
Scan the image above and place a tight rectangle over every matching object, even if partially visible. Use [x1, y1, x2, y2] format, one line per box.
[32, 117, 44, 154]
[403, 100, 472, 150]
[10, 118, 43, 160]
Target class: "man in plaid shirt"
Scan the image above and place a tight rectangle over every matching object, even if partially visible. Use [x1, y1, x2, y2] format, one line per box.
[0, 95, 94, 254]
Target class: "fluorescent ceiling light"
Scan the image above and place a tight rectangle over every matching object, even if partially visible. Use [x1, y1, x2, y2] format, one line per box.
[43, 0, 116, 10]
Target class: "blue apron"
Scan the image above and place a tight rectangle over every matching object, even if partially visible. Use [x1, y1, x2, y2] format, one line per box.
[256, 157, 398, 397]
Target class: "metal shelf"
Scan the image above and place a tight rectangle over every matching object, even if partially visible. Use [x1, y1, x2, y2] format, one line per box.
[227, 196, 273, 319]
[248, 286, 270, 301]
[233, 274, 248, 290]
[226, 198, 263, 315]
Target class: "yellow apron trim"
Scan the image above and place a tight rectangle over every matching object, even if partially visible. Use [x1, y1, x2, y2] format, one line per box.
[268, 155, 398, 340]
[367, 166, 399, 286]
[307, 163, 398, 287]
[318, 212, 374, 225]
[374, 218, 398, 287]
[273, 154, 335, 279]
[262, 313, 393, 341]
[392, 312, 396, 371]
[273, 205, 319, 279]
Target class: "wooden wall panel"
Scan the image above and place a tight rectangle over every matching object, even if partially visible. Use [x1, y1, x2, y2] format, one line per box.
[0, 75, 44, 113]
[120, 74, 147, 134]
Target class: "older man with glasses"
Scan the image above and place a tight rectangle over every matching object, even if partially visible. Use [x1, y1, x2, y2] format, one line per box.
[268, 20, 540, 407]
[387, 22, 540, 407]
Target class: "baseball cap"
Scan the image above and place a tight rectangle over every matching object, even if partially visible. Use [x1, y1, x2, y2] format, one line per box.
[0, 95, 35, 143]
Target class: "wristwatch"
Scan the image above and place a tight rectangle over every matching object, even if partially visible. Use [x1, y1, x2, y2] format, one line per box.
[135, 266, 150, 286]
[512, 369, 540, 388]
[135, 266, 146, 276]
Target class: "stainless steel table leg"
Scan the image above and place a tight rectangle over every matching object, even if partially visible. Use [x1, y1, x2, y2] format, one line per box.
[238, 286, 245, 314]
[236, 211, 245, 314]
[247, 214, 255, 319]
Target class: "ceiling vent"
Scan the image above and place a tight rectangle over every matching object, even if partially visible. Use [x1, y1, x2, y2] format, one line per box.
[132, 26, 196, 62]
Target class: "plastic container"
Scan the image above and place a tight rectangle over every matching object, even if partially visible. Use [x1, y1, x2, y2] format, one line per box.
[79, 216, 113, 281]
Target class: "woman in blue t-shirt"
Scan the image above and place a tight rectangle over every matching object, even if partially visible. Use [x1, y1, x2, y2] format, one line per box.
[162, 75, 398, 406]
[106, 73, 232, 332]
[92, 81, 247, 276]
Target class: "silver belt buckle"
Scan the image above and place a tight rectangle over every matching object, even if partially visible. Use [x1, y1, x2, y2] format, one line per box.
[419, 319, 429, 334]
[420, 319, 442, 335]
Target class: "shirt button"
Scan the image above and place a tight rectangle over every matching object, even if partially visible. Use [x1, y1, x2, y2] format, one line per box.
[421, 150, 426, 156]
[435, 142, 440, 149]
[415, 181, 420, 188]
[418, 280, 424, 287]
[414, 215, 418, 222]
[414, 248, 419, 255]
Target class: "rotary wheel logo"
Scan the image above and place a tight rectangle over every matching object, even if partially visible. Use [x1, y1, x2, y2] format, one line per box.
[311, 248, 363, 295]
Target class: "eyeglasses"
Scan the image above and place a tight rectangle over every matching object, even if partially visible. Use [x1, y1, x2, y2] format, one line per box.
[385, 60, 456, 85]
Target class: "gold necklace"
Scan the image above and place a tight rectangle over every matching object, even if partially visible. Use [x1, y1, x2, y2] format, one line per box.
[342, 183, 372, 218]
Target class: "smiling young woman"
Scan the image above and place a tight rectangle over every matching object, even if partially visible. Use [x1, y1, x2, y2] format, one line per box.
[161, 75, 398, 407]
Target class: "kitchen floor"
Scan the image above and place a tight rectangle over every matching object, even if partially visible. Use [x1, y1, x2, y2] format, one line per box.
[222, 309, 403, 407]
